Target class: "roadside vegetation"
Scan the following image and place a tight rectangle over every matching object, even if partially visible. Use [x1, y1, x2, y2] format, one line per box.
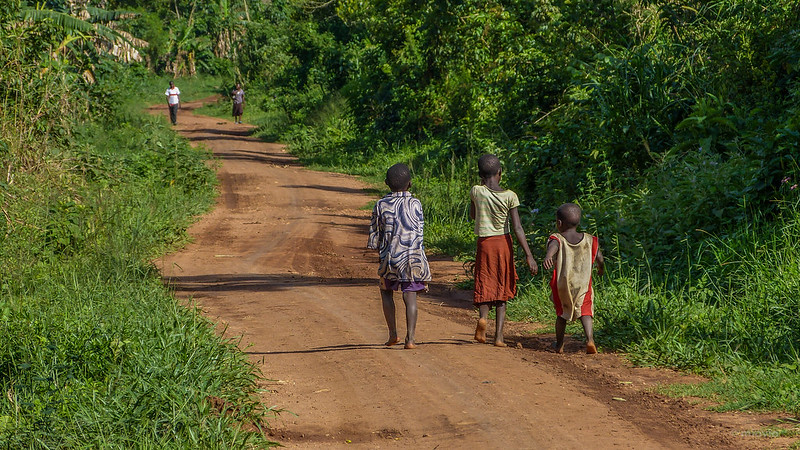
[0, 3, 273, 446]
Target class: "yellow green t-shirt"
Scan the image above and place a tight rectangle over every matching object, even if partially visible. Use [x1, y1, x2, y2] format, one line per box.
[470, 185, 520, 237]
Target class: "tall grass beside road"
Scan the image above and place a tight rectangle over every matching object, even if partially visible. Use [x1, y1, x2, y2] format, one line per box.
[0, 69, 275, 446]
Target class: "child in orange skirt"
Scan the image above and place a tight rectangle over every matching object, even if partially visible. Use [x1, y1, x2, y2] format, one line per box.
[469, 154, 538, 347]
[543, 203, 605, 354]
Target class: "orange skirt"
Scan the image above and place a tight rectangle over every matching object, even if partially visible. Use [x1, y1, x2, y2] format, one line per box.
[473, 234, 518, 304]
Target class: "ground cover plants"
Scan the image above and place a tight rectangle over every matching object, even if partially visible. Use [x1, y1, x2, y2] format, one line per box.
[0, 85, 275, 446]
[0, 4, 275, 444]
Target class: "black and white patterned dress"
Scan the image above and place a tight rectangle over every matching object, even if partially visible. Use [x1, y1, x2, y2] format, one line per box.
[367, 191, 432, 282]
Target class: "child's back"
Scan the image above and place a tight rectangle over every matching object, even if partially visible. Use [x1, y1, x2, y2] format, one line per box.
[369, 190, 430, 282]
[548, 231, 598, 321]
[471, 184, 518, 237]
[543, 203, 604, 354]
[368, 163, 430, 349]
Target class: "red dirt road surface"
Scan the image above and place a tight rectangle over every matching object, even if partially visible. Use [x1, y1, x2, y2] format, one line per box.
[154, 100, 790, 449]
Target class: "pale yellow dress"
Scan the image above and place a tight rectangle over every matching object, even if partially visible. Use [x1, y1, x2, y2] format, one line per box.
[549, 233, 599, 321]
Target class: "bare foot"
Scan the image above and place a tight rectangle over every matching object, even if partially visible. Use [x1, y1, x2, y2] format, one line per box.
[474, 318, 487, 343]
[404, 341, 417, 349]
[493, 341, 507, 348]
[586, 342, 597, 354]
[385, 337, 401, 346]
[552, 341, 565, 354]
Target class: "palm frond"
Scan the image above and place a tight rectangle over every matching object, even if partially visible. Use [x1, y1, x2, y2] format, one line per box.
[20, 7, 134, 47]
[20, 8, 97, 34]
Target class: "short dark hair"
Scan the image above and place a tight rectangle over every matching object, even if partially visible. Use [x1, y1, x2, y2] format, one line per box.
[169, 81, 174, 86]
[386, 163, 411, 191]
[478, 154, 501, 179]
[556, 203, 581, 228]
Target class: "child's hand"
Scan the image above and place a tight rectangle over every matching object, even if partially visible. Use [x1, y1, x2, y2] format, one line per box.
[595, 248, 605, 277]
[526, 255, 538, 275]
[423, 282, 430, 293]
[543, 256, 554, 271]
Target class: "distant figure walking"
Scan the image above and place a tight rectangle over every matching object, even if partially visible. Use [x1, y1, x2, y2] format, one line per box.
[231, 83, 245, 124]
[165, 80, 180, 125]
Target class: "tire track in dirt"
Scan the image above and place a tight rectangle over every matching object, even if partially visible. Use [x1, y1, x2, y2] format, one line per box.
[151, 100, 780, 449]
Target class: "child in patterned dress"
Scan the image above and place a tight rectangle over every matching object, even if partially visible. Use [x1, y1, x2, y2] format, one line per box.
[367, 163, 431, 349]
[470, 154, 538, 347]
[543, 203, 605, 354]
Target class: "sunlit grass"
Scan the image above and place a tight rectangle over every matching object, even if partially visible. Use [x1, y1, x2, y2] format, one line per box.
[0, 71, 276, 446]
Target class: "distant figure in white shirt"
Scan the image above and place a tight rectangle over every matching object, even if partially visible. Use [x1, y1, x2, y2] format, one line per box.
[165, 81, 181, 125]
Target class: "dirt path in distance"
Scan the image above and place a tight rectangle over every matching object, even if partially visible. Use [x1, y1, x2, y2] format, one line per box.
[152, 99, 789, 449]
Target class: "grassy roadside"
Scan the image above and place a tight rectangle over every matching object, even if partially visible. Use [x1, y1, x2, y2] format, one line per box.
[1, 73, 276, 446]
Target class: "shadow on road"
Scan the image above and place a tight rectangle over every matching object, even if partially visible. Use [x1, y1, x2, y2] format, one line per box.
[163, 273, 376, 294]
[283, 184, 381, 196]
[185, 127, 255, 137]
[164, 270, 476, 313]
[213, 150, 297, 165]
[246, 338, 474, 355]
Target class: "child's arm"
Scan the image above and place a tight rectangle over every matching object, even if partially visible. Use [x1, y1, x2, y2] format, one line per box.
[595, 247, 605, 277]
[509, 207, 538, 275]
[543, 238, 559, 271]
[367, 205, 381, 250]
[469, 200, 476, 220]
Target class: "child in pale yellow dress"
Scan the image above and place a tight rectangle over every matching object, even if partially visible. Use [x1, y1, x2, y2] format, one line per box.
[543, 203, 604, 354]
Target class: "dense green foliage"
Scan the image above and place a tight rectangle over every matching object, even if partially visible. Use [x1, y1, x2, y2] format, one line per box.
[233, 0, 800, 260]
[1, 3, 273, 445]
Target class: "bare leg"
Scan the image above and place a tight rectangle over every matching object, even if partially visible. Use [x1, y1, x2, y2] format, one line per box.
[474, 304, 489, 343]
[494, 302, 507, 347]
[581, 315, 596, 354]
[555, 316, 567, 354]
[402, 291, 418, 349]
[381, 289, 400, 346]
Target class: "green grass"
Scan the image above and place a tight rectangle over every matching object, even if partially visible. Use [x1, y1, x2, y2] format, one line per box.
[0, 70, 276, 446]
[660, 364, 800, 415]
[1, 259, 272, 447]
[506, 277, 554, 324]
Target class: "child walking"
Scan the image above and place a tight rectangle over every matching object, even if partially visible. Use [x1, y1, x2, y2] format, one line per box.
[543, 203, 605, 354]
[367, 163, 431, 349]
[230, 83, 245, 123]
[470, 154, 538, 347]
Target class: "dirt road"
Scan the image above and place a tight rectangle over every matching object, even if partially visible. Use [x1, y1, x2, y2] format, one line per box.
[153, 100, 782, 449]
